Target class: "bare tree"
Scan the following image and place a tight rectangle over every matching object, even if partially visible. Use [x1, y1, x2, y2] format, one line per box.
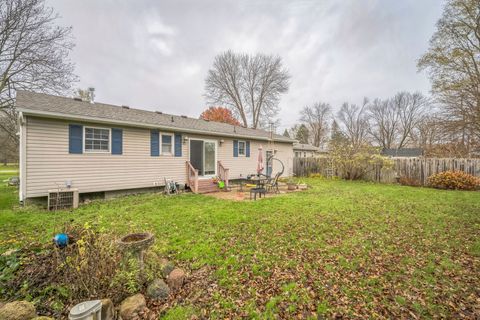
[336, 98, 370, 151]
[368, 92, 429, 149]
[436, 92, 479, 155]
[75, 88, 95, 103]
[300, 102, 331, 148]
[0, 0, 77, 142]
[205, 50, 290, 129]
[418, 0, 480, 146]
[394, 92, 429, 148]
[0, 113, 17, 164]
[367, 98, 399, 149]
[412, 115, 442, 152]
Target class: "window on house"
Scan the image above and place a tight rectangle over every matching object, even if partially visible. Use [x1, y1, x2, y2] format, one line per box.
[85, 127, 110, 152]
[161, 134, 173, 155]
[304, 152, 307, 157]
[238, 141, 246, 156]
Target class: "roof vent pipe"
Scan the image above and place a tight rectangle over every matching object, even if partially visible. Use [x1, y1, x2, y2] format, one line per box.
[88, 87, 95, 104]
[171, 116, 174, 122]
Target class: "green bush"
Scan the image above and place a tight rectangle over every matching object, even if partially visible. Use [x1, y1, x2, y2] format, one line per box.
[427, 170, 480, 190]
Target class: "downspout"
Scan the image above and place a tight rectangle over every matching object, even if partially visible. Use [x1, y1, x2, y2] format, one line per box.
[18, 112, 26, 204]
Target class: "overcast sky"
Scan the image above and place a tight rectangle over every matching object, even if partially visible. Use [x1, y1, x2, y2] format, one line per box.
[48, 0, 444, 131]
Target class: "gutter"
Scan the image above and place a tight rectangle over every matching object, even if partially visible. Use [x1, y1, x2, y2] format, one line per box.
[17, 107, 295, 144]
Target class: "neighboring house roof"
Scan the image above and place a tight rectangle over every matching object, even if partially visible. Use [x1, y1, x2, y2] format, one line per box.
[381, 148, 424, 157]
[293, 143, 320, 152]
[15, 91, 294, 143]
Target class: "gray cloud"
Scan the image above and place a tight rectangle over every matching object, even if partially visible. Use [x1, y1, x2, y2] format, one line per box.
[48, 0, 444, 131]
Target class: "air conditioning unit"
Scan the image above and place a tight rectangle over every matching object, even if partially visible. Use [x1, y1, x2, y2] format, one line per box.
[48, 188, 79, 211]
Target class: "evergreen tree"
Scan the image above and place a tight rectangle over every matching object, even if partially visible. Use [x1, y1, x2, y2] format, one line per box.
[330, 120, 347, 147]
[295, 124, 309, 144]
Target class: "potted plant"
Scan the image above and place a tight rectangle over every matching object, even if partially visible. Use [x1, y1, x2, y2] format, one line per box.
[286, 177, 297, 190]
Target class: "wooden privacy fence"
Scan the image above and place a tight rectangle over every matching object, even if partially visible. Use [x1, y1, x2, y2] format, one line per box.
[293, 157, 332, 177]
[391, 157, 480, 185]
[293, 157, 480, 185]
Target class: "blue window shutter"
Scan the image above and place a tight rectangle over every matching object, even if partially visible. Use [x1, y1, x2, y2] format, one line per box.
[233, 140, 238, 157]
[174, 133, 182, 157]
[69, 124, 83, 154]
[151, 130, 159, 156]
[112, 128, 123, 155]
[246, 141, 250, 157]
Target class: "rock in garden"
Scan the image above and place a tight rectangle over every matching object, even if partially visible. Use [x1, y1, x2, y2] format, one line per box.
[167, 268, 186, 291]
[159, 258, 175, 277]
[119, 294, 146, 320]
[0, 301, 37, 320]
[146, 279, 170, 300]
[101, 299, 114, 320]
[1, 249, 18, 257]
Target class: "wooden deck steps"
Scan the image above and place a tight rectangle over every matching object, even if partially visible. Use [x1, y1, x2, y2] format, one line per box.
[186, 161, 229, 194]
[196, 179, 221, 194]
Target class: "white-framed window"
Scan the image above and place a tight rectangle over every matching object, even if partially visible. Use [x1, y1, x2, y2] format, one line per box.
[161, 133, 173, 155]
[84, 127, 110, 152]
[238, 140, 246, 156]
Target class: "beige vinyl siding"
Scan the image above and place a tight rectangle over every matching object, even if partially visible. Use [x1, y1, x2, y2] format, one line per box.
[25, 117, 187, 198]
[185, 134, 293, 179]
[24, 116, 293, 198]
[216, 139, 293, 179]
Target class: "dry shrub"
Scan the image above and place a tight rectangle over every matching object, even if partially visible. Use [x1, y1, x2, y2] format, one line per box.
[398, 176, 421, 187]
[329, 144, 393, 180]
[427, 170, 480, 191]
[4, 223, 162, 318]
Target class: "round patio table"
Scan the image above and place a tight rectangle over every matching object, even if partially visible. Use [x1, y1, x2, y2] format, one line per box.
[246, 175, 270, 188]
[246, 175, 269, 200]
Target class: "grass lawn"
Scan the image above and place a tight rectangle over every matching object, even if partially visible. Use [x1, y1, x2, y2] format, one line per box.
[0, 169, 479, 318]
[0, 166, 18, 211]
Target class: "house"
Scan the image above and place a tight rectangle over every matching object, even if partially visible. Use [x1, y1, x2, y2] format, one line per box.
[293, 143, 326, 158]
[16, 91, 295, 203]
[381, 148, 424, 158]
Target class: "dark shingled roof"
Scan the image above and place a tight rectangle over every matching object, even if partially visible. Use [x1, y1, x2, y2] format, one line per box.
[15, 91, 294, 143]
[293, 143, 320, 152]
[381, 148, 424, 157]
